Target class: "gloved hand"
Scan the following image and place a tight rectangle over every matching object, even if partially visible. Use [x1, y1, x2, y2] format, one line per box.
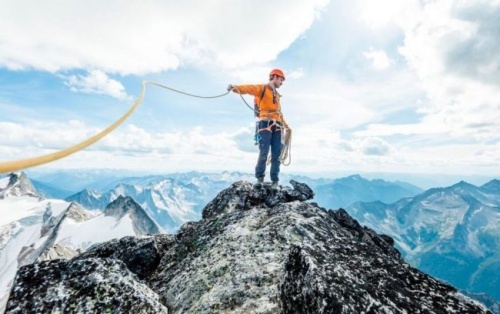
[227, 84, 235, 92]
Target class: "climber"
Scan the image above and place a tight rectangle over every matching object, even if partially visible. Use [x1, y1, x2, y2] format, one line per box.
[227, 68, 290, 189]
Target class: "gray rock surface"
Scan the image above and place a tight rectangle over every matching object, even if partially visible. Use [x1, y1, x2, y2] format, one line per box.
[5, 180, 490, 313]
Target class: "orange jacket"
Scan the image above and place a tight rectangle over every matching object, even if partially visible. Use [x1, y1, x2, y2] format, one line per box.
[234, 84, 288, 127]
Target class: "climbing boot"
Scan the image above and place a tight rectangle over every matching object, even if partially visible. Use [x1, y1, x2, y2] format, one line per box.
[271, 181, 279, 189]
[254, 177, 264, 188]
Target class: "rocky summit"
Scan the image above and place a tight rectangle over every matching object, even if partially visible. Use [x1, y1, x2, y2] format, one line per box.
[5, 181, 490, 313]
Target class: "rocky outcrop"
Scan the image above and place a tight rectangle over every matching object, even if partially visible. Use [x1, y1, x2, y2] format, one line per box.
[8, 258, 169, 314]
[5, 180, 490, 313]
[37, 243, 80, 261]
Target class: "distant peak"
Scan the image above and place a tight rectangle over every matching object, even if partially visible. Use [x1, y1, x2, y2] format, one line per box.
[104, 195, 162, 235]
[348, 174, 363, 179]
[0, 172, 40, 198]
[450, 180, 475, 189]
[109, 195, 135, 207]
[480, 179, 500, 192]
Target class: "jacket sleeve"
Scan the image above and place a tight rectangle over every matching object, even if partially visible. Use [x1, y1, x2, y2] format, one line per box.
[232, 84, 263, 97]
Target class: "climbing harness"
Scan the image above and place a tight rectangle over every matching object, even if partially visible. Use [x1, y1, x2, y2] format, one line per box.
[254, 119, 292, 166]
[0, 81, 229, 173]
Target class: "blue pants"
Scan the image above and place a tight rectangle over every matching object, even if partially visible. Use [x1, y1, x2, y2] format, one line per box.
[255, 120, 282, 182]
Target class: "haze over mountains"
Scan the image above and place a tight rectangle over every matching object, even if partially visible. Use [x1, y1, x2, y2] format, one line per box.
[0, 171, 499, 313]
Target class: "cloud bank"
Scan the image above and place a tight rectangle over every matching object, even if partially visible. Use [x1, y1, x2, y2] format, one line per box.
[0, 0, 329, 74]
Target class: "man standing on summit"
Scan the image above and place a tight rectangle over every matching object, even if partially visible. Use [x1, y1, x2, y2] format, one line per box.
[228, 69, 290, 189]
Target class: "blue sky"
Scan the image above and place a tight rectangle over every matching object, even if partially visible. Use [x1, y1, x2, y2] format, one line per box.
[1, 0, 499, 181]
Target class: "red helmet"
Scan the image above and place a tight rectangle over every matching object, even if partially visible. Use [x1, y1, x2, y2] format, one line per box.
[269, 68, 285, 81]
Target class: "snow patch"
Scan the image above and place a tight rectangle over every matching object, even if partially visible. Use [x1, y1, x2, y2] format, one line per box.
[0, 177, 9, 190]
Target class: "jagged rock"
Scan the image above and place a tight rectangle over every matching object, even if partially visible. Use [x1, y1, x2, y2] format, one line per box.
[77, 235, 175, 280]
[202, 180, 314, 219]
[6, 181, 490, 313]
[6, 258, 168, 314]
[329, 208, 401, 258]
[65, 202, 92, 222]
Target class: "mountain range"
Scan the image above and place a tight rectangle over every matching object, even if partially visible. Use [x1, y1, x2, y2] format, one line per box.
[346, 180, 500, 302]
[4, 181, 491, 313]
[314, 174, 423, 209]
[0, 172, 164, 312]
[0, 171, 498, 313]
[62, 173, 422, 233]
[64, 172, 253, 233]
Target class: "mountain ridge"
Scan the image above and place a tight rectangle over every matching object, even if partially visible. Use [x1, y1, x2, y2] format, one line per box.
[63, 172, 424, 232]
[346, 179, 500, 302]
[5, 181, 490, 313]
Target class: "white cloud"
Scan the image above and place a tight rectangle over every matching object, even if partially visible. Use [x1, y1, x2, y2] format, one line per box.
[1, 117, 499, 176]
[62, 70, 129, 100]
[348, 0, 500, 150]
[357, 137, 394, 156]
[0, 0, 329, 75]
[232, 127, 258, 153]
[2, 0, 500, 178]
[395, 0, 500, 139]
[363, 48, 392, 70]
[359, 0, 420, 28]
[283, 71, 422, 130]
[0, 121, 252, 169]
[0, 121, 96, 149]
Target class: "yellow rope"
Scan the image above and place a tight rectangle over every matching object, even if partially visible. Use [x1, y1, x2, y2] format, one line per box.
[264, 127, 291, 167]
[0, 81, 229, 174]
[280, 128, 292, 166]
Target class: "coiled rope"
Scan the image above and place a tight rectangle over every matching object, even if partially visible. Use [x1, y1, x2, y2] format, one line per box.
[0, 80, 291, 173]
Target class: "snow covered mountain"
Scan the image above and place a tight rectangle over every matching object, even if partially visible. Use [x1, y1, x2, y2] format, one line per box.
[0, 172, 164, 313]
[65, 172, 257, 232]
[346, 180, 500, 302]
[103, 195, 163, 235]
[5, 181, 490, 313]
[64, 172, 423, 233]
[66, 187, 113, 210]
[0, 191, 83, 311]
[0, 172, 40, 199]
